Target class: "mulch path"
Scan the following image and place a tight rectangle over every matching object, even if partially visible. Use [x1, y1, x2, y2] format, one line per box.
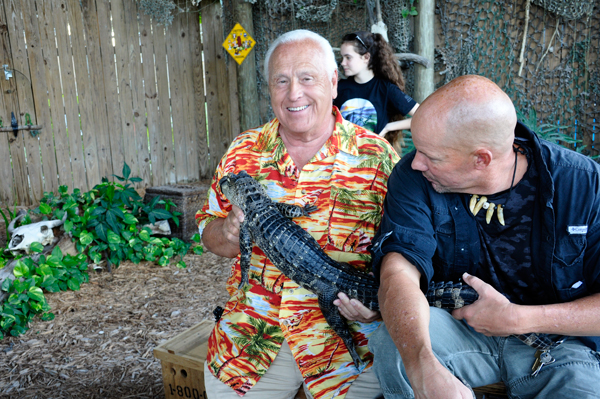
[0, 251, 232, 399]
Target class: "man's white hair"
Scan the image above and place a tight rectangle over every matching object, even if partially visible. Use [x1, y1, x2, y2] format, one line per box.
[263, 29, 337, 80]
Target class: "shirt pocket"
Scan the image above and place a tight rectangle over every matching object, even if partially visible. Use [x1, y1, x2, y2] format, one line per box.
[323, 187, 383, 267]
[553, 234, 588, 301]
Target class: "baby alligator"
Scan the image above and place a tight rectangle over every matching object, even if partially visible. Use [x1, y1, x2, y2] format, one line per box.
[219, 171, 483, 368]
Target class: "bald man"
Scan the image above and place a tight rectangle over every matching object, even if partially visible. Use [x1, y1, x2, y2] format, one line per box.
[365, 75, 600, 398]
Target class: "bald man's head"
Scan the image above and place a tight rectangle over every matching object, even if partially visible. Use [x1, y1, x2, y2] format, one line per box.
[413, 75, 517, 156]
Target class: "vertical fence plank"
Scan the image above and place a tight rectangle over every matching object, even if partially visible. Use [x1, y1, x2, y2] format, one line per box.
[51, 0, 88, 192]
[68, 0, 101, 188]
[0, 1, 16, 205]
[191, 4, 208, 178]
[166, 9, 188, 182]
[139, 12, 163, 186]
[123, 0, 151, 186]
[203, 1, 231, 174]
[21, 0, 59, 199]
[153, 23, 176, 184]
[3, 0, 33, 205]
[179, 1, 198, 181]
[81, 0, 113, 181]
[111, 0, 139, 181]
[96, 0, 125, 178]
[37, 0, 72, 190]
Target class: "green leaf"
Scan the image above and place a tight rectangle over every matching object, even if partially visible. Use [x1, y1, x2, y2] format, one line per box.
[29, 242, 44, 253]
[79, 231, 94, 246]
[52, 245, 64, 261]
[107, 229, 121, 245]
[139, 229, 151, 241]
[122, 213, 138, 225]
[41, 275, 57, 289]
[13, 261, 29, 278]
[149, 208, 173, 221]
[1, 278, 13, 292]
[27, 286, 45, 302]
[64, 219, 73, 233]
[41, 312, 55, 321]
[122, 162, 131, 180]
[158, 256, 169, 266]
[13, 280, 28, 294]
[192, 233, 201, 243]
[67, 278, 81, 291]
[95, 223, 109, 243]
[39, 202, 52, 215]
[193, 246, 204, 255]
[177, 260, 187, 269]
[37, 264, 53, 276]
[91, 207, 106, 217]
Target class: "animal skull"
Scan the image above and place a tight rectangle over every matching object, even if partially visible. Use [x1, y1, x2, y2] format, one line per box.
[6, 211, 67, 254]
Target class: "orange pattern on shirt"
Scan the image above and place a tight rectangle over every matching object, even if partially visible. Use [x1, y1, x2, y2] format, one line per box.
[196, 107, 399, 399]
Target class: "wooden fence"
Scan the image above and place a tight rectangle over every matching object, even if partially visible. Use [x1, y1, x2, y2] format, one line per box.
[0, 0, 238, 207]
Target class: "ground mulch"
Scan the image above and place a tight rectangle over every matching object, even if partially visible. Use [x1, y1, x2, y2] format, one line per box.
[0, 251, 232, 399]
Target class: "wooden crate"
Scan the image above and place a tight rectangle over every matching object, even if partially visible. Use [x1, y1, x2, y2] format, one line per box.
[144, 184, 209, 242]
[154, 319, 215, 399]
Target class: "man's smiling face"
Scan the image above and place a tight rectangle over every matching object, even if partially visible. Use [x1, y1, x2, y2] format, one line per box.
[268, 40, 338, 140]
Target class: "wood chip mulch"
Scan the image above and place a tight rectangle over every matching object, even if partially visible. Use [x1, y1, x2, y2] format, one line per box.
[0, 251, 232, 399]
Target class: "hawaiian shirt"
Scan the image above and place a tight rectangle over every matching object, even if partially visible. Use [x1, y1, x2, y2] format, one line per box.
[195, 107, 399, 399]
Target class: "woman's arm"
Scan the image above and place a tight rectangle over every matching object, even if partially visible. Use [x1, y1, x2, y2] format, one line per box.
[379, 103, 420, 137]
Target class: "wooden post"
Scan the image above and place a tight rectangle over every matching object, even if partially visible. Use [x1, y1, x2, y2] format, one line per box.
[231, 0, 259, 132]
[413, 0, 435, 103]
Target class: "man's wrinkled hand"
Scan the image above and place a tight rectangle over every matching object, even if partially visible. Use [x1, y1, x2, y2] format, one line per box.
[222, 205, 244, 245]
[452, 272, 518, 336]
[333, 292, 380, 323]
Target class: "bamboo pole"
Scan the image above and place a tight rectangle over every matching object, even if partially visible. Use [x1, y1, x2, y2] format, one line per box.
[414, 0, 435, 103]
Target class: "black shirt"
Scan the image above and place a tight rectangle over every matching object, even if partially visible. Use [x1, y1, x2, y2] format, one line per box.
[334, 77, 417, 134]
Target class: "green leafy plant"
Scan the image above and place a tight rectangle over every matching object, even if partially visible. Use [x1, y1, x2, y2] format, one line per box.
[0, 246, 88, 339]
[0, 163, 203, 339]
[36, 163, 192, 271]
[402, 0, 419, 18]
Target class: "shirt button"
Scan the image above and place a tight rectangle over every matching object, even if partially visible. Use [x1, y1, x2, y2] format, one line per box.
[301, 189, 306, 194]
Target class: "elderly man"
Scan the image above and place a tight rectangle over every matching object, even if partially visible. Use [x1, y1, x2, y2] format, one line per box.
[367, 75, 600, 398]
[195, 29, 398, 399]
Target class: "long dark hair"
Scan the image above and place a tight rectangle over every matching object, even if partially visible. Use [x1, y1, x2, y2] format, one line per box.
[341, 31, 406, 92]
[341, 31, 407, 153]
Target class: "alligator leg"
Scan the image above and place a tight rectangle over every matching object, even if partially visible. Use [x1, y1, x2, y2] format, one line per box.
[275, 203, 318, 218]
[238, 225, 253, 289]
[317, 289, 364, 369]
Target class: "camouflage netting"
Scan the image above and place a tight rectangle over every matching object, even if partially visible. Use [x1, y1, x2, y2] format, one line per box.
[436, 0, 599, 156]
[222, 0, 598, 157]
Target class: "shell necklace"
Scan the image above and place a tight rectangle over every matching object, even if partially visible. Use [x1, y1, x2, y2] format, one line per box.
[469, 146, 524, 226]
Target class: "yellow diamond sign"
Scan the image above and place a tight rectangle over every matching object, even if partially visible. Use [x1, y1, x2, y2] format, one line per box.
[223, 23, 256, 65]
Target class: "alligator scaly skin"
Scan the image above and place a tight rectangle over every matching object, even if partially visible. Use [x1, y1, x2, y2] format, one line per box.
[219, 171, 379, 368]
[219, 171, 482, 367]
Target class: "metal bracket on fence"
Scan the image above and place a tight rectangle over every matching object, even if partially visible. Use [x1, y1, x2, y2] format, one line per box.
[3, 65, 12, 80]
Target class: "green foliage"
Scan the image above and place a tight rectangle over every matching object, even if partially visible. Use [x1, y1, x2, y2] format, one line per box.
[518, 108, 599, 160]
[0, 163, 204, 339]
[402, 0, 419, 18]
[36, 163, 191, 271]
[0, 247, 88, 339]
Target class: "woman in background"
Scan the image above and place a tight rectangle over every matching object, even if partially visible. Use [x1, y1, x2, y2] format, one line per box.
[334, 31, 419, 151]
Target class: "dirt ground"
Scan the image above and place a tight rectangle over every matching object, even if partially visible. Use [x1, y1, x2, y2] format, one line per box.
[0, 251, 232, 399]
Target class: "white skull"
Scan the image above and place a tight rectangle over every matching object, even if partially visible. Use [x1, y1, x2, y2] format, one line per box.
[6, 212, 67, 254]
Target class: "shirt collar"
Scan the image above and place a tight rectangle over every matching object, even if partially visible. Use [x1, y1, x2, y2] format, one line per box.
[252, 106, 360, 157]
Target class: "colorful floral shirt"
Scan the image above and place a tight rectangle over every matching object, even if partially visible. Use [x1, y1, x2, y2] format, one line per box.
[195, 107, 399, 399]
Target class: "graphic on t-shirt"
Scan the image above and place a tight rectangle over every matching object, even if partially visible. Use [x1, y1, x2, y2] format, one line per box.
[339, 98, 377, 132]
